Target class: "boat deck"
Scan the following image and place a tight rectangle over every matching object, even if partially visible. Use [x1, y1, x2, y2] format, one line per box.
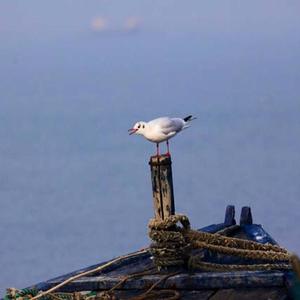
[26, 206, 293, 300]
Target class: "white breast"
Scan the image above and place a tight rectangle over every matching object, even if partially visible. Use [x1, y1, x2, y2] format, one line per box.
[143, 121, 178, 143]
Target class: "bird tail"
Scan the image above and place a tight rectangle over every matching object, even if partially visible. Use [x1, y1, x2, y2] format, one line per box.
[183, 115, 196, 122]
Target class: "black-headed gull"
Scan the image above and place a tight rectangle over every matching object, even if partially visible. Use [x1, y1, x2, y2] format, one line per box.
[128, 115, 195, 156]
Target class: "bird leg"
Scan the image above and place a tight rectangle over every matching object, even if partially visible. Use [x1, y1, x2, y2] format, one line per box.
[166, 140, 171, 156]
[156, 143, 160, 157]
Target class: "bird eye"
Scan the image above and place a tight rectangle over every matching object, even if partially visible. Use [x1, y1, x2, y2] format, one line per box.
[138, 124, 141, 129]
[143, 125, 145, 128]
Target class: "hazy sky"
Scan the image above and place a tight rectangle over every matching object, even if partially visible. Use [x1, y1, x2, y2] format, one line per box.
[1, 1, 300, 41]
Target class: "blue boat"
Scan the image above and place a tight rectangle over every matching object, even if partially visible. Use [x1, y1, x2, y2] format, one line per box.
[4, 205, 296, 300]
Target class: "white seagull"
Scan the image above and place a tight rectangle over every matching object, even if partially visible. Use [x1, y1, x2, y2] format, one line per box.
[128, 115, 195, 156]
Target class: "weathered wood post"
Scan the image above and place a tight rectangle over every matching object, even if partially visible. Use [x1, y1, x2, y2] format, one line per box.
[149, 154, 175, 220]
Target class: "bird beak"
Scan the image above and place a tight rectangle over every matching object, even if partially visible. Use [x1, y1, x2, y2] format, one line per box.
[128, 128, 138, 135]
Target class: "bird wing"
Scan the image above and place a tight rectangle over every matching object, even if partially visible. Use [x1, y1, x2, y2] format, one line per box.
[159, 118, 185, 135]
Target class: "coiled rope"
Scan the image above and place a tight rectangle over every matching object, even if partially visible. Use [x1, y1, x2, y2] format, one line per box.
[148, 214, 191, 268]
[148, 214, 292, 271]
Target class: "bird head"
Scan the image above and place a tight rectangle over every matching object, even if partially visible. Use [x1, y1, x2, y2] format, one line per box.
[128, 121, 146, 135]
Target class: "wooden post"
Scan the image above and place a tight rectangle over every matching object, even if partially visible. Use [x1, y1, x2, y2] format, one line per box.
[149, 154, 175, 220]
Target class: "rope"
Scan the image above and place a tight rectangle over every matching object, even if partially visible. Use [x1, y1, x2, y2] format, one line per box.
[5, 289, 74, 300]
[190, 239, 290, 261]
[96, 268, 158, 299]
[148, 214, 292, 271]
[188, 256, 292, 272]
[29, 249, 149, 300]
[148, 215, 191, 268]
[131, 271, 181, 300]
[186, 230, 289, 253]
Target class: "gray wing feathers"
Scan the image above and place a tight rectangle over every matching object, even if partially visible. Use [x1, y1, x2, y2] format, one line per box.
[161, 118, 185, 134]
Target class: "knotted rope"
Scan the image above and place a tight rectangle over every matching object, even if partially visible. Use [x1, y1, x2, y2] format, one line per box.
[148, 214, 292, 271]
[148, 214, 191, 268]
